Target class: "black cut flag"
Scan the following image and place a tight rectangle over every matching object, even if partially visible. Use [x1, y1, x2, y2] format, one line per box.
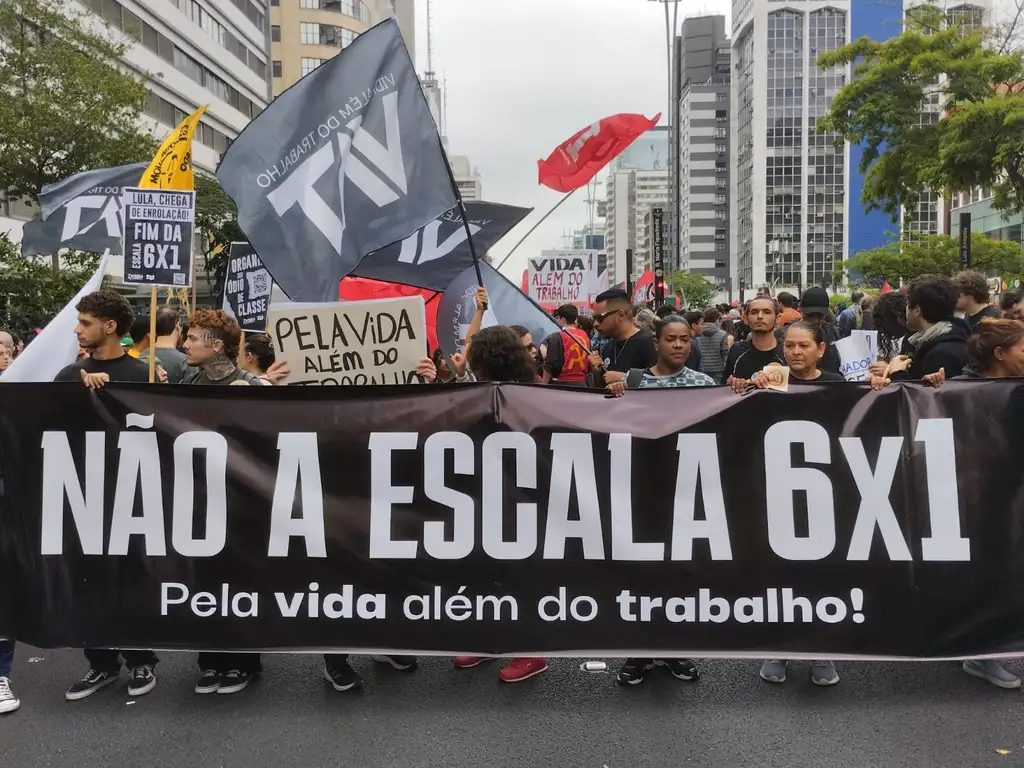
[436, 260, 562, 357]
[21, 162, 148, 257]
[216, 19, 456, 302]
[352, 201, 532, 291]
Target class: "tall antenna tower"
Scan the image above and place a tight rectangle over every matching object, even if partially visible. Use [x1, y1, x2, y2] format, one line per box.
[426, 0, 435, 75]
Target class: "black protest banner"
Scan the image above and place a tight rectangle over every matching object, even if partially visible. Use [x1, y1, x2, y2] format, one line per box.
[2, 381, 1023, 658]
[122, 188, 195, 287]
[222, 243, 273, 333]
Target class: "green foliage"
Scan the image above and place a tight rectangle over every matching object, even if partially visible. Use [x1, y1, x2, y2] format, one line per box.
[841, 233, 1024, 285]
[0, 234, 101, 338]
[194, 174, 244, 299]
[0, 0, 156, 200]
[671, 270, 716, 309]
[818, 3, 1024, 217]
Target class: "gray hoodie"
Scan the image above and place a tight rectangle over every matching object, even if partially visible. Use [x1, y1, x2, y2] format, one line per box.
[694, 324, 730, 384]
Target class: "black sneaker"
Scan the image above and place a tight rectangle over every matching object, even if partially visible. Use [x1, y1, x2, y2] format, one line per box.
[371, 655, 418, 672]
[128, 665, 157, 697]
[324, 661, 363, 692]
[65, 668, 119, 701]
[655, 658, 700, 681]
[216, 670, 252, 695]
[194, 669, 220, 695]
[616, 659, 653, 686]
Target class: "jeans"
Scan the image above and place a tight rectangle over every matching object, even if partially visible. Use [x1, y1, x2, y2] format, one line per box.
[0, 639, 13, 678]
[85, 648, 158, 673]
[197, 652, 262, 674]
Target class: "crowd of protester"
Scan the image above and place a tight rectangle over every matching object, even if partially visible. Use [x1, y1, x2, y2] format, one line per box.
[1, 272, 1023, 713]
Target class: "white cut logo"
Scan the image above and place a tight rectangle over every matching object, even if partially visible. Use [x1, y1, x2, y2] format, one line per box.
[61, 195, 122, 242]
[267, 91, 408, 255]
[397, 220, 483, 266]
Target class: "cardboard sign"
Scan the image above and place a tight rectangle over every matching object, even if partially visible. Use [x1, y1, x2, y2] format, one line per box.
[121, 187, 195, 287]
[267, 296, 427, 386]
[835, 334, 874, 382]
[527, 249, 599, 307]
[850, 330, 879, 363]
[222, 243, 273, 333]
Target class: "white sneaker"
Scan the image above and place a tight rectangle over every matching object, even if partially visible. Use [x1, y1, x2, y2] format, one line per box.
[0, 677, 20, 714]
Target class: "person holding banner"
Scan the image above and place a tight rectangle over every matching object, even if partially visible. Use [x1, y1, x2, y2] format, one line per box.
[588, 289, 657, 388]
[540, 304, 591, 386]
[55, 290, 163, 700]
[748, 322, 847, 387]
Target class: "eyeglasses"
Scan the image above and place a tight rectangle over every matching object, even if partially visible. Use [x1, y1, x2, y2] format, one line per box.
[594, 308, 624, 323]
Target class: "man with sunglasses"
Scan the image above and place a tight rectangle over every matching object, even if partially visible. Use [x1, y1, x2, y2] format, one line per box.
[589, 289, 657, 389]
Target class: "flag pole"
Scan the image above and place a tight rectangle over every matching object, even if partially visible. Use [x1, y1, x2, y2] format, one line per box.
[147, 287, 158, 384]
[494, 189, 578, 272]
[437, 139, 487, 306]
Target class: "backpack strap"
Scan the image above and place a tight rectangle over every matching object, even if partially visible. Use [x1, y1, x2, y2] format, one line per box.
[625, 368, 647, 389]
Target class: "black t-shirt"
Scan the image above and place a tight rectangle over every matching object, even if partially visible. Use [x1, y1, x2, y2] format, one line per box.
[723, 337, 785, 381]
[54, 354, 151, 383]
[603, 331, 657, 373]
[791, 369, 846, 383]
[967, 305, 1001, 331]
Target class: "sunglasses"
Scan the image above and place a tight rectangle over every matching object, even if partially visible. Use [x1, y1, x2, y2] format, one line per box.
[594, 308, 624, 323]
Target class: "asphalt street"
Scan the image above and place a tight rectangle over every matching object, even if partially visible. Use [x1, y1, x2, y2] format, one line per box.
[2, 649, 1023, 767]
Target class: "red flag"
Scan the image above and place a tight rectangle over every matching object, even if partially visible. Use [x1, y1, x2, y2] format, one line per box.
[632, 269, 655, 305]
[881, 280, 893, 294]
[339, 277, 440, 351]
[537, 112, 662, 193]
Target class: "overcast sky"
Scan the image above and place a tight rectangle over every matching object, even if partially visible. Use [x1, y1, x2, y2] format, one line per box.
[414, 0, 730, 279]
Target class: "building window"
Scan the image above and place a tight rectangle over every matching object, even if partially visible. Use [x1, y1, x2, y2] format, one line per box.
[271, 0, 279, 5]
[714, 128, 727, 139]
[272, 60, 282, 77]
[271, 24, 281, 42]
[716, 177, 727, 188]
[715, 210, 728, 220]
[717, 92, 727, 101]
[715, 144, 727, 154]
[715, 109, 727, 121]
[300, 21, 319, 44]
[715, 194, 727, 205]
[301, 57, 323, 76]
[715, 242, 727, 251]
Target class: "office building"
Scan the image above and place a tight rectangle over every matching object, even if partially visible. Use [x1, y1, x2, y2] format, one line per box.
[731, 0, 993, 293]
[449, 153, 482, 202]
[269, 0, 414, 97]
[1, 0, 271, 242]
[673, 15, 731, 296]
[604, 126, 669, 285]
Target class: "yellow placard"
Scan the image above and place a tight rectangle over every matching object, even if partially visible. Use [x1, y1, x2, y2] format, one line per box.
[138, 105, 208, 190]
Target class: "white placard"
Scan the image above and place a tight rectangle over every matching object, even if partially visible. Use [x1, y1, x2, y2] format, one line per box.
[527, 249, 599, 306]
[267, 296, 427, 386]
[836, 334, 874, 382]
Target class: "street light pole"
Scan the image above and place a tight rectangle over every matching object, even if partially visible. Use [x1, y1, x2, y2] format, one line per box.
[649, 0, 681, 272]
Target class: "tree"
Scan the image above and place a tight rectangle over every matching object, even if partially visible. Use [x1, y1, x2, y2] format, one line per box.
[0, 0, 156, 202]
[841, 233, 1024, 285]
[194, 174, 245, 301]
[818, 3, 1024, 218]
[671, 271, 716, 309]
[0, 234, 100, 338]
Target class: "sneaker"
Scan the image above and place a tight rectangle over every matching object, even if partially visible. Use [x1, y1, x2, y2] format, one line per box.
[454, 656, 493, 669]
[127, 665, 157, 697]
[655, 658, 700, 681]
[216, 670, 252, 695]
[963, 659, 1022, 689]
[616, 659, 653, 686]
[0, 677, 20, 714]
[499, 657, 548, 683]
[324, 661, 363, 692]
[65, 668, 119, 701]
[371, 655, 418, 672]
[759, 659, 788, 684]
[810, 660, 839, 686]
[194, 669, 220, 695]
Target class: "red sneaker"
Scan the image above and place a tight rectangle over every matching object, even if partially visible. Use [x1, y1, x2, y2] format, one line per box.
[453, 656, 492, 669]
[499, 657, 548, 683]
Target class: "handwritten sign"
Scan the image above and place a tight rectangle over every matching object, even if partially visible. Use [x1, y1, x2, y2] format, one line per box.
[527, 249, 598, 307]
[268, 296, 426, 385]
[835, 334, 873, 382]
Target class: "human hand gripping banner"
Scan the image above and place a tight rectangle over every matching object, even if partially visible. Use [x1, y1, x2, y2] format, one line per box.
[2, 381, 1024, 657]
